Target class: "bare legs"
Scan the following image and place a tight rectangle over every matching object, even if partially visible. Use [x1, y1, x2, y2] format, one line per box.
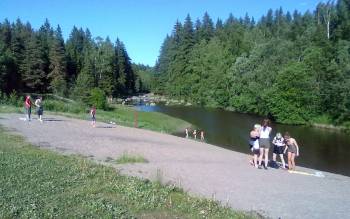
[273, 153, 286, 169]
[253, 154, 258, 168]
[288, 152, 296, 170]
[258, 148, 269, 168]
[279, 154, 286, 169]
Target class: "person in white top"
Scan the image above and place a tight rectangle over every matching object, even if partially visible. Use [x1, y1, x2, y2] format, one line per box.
[272, 132, 286, 169]
[258, 119, 272, 169]
[249, 124, 261, 168]
[34, 96, 43, 123]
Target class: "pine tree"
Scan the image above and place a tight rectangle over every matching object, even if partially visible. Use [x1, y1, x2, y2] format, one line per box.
[95, 37, 115, 96]
[21, 33, 46, 92]
[114, 39, 135, 95]
[48, 25, 67, 96]
[72, 54, 95, 102]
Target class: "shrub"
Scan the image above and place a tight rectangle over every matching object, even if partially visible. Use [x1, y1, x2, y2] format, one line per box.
[8, 91, 21, 106]
[89, 88, 107, 110]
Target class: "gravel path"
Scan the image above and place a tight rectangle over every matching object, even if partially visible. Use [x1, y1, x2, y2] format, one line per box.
[1, 113, 349, 219]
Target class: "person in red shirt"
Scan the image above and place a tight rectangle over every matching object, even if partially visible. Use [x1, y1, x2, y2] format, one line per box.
[24, 95, 32, 121]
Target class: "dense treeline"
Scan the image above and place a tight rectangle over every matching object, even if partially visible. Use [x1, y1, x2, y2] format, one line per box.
[154, 0, 350, 125]
[0, 18, 141, 105]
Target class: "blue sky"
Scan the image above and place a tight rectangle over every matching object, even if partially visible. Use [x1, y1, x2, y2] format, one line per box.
[1, 0, 325, 66]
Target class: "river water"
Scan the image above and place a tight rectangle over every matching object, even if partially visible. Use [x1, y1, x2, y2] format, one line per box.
[136, 104, 350, 176]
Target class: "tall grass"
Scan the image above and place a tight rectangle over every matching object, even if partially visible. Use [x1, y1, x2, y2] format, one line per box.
[115, 152, 149, 164]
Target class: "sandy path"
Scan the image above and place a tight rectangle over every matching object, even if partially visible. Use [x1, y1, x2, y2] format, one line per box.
[1, 113, 349, 219]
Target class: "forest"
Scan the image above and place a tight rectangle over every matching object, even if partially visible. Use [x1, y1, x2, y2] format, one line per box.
[153, 0, 350, 125]
[1, 0, 350, 126]
[0, 18, 149, 106]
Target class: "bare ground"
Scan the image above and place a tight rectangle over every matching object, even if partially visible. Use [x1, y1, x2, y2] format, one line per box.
[0, 113, 349, 219]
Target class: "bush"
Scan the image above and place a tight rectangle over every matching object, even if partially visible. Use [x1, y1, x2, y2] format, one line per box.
[44, 99, 86, 114]
[89, 88, 107, 110]
[8, 91, 21, 106]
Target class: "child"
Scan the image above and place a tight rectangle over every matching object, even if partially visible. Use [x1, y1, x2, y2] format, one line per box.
[34, 96, 43, 122]
[185, 128, 189, 138]
[272, 133, 286, 169]
[283, 132, 300, 171]
[249, 124, 260, 168]
[193, 129, 197, 139]
[200, 130, 205, 141]
[90, 106, 96, 127]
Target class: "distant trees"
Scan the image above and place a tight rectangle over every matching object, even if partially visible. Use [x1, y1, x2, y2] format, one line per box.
[0, 19, 138, 104]
[153, 0, 350, 125]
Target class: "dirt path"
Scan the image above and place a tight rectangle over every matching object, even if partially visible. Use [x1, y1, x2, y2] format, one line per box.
[1, 113, 349, 219]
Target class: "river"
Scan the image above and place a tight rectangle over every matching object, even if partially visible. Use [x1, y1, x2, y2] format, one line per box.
[136, 104, 350, 176]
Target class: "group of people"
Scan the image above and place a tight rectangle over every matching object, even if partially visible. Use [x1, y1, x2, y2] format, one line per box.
[249, 119, 300, 170]
[24, 95, 44, 122]
[23, 95, 98, 128]
[185, 127, 205, 141]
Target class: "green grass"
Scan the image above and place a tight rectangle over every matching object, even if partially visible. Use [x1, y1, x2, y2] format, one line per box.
[116, 152, 149, 164]
[0, 128, 253, 218]
[0, 97, 190, 134]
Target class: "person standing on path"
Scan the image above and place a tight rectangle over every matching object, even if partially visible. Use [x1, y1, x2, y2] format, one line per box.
[272, 132, 286, 169]
[249, 124, 261, 168]
[34, 96, 43, 123]
[193, 129, 197, 140]
[185, 128, 189, 138]
[283, 132, 300, 171]
[90, 106, 96, 128]
[200, 130, 205, 141]
[24, 95, 32, 121]
[258, 119, 272, 169]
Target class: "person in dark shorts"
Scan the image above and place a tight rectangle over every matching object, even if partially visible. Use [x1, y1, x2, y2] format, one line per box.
[283, 132, 300, 171]
[34, 96, 43, 123]
[90, 106, 96, 127]
[272, 132, 286, 169]
[24, 95, 32, 121]
[258, 119, 272, 169]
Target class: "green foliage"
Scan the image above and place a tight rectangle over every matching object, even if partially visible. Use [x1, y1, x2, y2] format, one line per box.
[153, 5, 350, 125]
[0, 19, 137, 100]
[0, 129, 249, 219]
[89, 87, 107, 109]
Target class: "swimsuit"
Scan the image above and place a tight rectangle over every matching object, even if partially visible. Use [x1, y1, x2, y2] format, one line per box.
[287, 141, 297, 154]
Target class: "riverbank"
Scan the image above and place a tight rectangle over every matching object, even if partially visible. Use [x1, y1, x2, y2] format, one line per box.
[0, 126, 247, 218]
[139, 93, 349, 131]
[1, 113, 349, 219]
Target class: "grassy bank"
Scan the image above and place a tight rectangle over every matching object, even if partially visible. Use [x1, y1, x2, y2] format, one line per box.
[0, 128, 252, 218]
[0, 96, 190, 134]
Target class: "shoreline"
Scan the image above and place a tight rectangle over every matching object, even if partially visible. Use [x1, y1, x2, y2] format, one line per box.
[139, 93, 349, 131]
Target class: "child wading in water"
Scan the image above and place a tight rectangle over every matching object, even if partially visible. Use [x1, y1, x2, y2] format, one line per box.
[283, 132, 300, 171]
[272, 133, 286, 169]
[90, 106, 96, 127]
